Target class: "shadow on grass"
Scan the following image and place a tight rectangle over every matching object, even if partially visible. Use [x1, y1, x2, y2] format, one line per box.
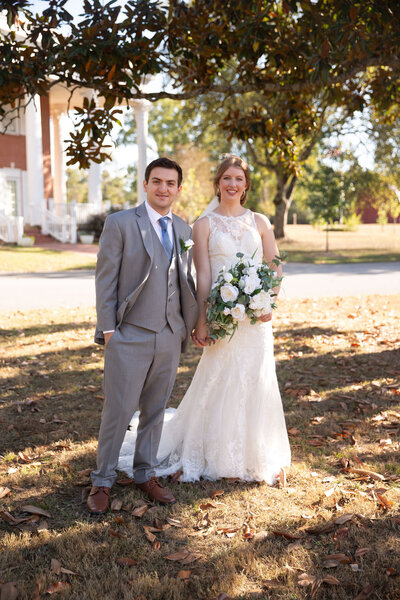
[0, 320, 95, 339]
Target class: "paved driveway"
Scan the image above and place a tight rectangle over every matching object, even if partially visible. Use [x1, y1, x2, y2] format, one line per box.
[0, 262, 399, 311]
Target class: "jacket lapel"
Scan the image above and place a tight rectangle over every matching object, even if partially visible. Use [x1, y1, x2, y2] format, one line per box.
[135, 202, 154, 260]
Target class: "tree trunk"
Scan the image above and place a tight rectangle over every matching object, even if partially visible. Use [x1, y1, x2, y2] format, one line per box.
[273, 174, 297, 239]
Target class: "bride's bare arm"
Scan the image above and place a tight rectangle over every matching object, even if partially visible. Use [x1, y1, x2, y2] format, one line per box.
[192, 217, 211, 347]
[254, 213, 282, 321]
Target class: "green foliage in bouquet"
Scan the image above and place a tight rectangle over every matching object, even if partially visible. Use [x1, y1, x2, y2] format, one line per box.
[206, 252, 283, 342]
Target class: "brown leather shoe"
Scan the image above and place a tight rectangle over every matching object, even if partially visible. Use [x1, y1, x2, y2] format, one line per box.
[136, 476, 176, 504]
[87, 486, 111, 514]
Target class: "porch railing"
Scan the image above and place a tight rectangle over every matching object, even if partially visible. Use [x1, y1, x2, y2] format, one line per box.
[0, 214, 24, 244]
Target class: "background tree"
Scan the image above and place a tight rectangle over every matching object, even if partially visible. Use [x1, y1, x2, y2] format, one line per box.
[3, 0, 400, 237]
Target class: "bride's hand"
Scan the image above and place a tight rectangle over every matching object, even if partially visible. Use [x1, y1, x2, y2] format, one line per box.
[191, 321, 210, 347]
[258, 312, 272, 323]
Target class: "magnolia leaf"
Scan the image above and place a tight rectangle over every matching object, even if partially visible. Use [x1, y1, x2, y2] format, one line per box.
[22, 505, 51, 518]
[132, 504, 149, 518]
[116, 557, 137, 567]
[46, 581, 70, 594]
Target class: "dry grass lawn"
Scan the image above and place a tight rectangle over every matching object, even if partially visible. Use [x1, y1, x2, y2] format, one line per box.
[0, 296, 399, 599]
[279, 223, 400, 263]
[0, 246, 97, 273]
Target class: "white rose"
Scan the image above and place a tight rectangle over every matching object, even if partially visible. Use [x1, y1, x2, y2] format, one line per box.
[238, 277, 246, 289]
[249, 290, 271, 312]
[244, 265, 258, 276]
[223, 307, 231, 315]
[230, 303, 246, 321]
[243, 274, 261, 295]
[220, 283, 239, 303]
[224, 272, 233, 283]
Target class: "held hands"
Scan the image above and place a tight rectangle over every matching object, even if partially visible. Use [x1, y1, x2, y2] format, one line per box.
[191, 321, 210, 348]
[258, 312, 272, 323]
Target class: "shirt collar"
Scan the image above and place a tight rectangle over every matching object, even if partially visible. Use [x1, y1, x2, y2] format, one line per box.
[145, 201, 173, 226]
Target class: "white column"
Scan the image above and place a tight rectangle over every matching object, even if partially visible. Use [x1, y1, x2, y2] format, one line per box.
[52, 110, 67, 206]
[132, 99, 152, 205]
[88, 160, 102, 212]
[25, 95, 44, 226]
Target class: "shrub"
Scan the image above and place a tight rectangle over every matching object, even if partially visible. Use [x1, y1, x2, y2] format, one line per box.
[77, 207, 123, 241]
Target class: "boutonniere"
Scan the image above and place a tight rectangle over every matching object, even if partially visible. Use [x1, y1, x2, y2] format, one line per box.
[179, 237, 195, 255]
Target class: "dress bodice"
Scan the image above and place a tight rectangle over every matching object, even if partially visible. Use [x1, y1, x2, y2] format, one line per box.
[207, 210, 264, 283]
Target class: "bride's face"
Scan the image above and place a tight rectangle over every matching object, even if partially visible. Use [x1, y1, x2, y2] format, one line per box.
[218, 166, 247, 203]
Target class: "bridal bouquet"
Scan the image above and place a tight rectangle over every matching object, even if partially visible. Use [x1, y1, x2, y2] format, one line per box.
[206, 252, 283, 341]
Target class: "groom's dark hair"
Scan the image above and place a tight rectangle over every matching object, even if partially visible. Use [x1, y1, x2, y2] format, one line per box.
[145, 157, 183, 187]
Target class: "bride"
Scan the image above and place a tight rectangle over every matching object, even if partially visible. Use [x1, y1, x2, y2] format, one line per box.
[118, 155, 291, 485]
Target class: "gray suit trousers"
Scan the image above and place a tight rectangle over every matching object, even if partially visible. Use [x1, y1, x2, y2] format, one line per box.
[91, 321, 184, 487]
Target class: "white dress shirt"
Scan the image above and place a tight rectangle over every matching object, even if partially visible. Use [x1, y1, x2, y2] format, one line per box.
[145, 201, 173, 246]
[102, 202, 174, 335]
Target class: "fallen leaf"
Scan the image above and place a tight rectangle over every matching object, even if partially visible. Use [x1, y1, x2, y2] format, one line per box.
[322, 575, 340, 585]
[0, 582, 18, 600]
[324, 486, 336, 498]
[199, 502, 216, 510]
[60, 567, 76, 575]
[152, 541, 161, 551]
[0, 510, 18, 524]
[355, 547, 371, 558]
[376, 493, 394, 509]
[21, 505, 51, 518]
[243, 524, 255, 539]
[115, 516, 128, 527]
[18, 451, 33, 462]
[272, 530, 302, 540]
[324, 553, 352, 564]
[334, 526, 349, 540]
[345, 468, 385, 481]
[51, 558, 61, 575]
[0, 487, 11, 499]
[298, 573, 316, 587]
[217, 527, 240, 535]
[180, 553, 202, 565]
[322, 559, 340, 568]
[166, 517, 182, 527]
[354, 584, 374, 599]
[77, 468, 92, 477]
[334, 513, 354, 525]
[143, 526, 156, 543]
[177, 570, 191, 580]
[306, 522, 334, 535]
[165, 548, 190, 562]
[386, 567, 397, 576]
[132, 504, 149, 518]
[46, 581, 70, 594]
[211, 490, 225, 498]
[110, 498, 123, 511]
[308, 439, 325, 447]
[288, 427, 301, 436]
[252, 530, 268, 543]
[116, 558, 137, 567]
[109, 528, 124, 538]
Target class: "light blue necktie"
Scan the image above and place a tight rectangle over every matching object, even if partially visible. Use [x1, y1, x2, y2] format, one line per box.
[158, 216, 173, 260]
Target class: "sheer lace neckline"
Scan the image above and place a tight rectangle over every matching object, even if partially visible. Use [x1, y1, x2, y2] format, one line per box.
[211, 209, 249, 220]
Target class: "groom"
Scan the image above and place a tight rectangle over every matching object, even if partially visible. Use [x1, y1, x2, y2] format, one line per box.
[88, 157, 198, 514]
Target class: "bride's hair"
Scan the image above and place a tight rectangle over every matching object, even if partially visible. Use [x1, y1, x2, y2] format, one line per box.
[214, 155, 251, 205]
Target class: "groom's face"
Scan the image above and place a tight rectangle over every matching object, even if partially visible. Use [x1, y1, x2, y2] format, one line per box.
[144, 167, 182, 215]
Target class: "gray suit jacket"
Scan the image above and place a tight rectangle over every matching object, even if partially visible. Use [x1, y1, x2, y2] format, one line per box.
[94, 203, 198, 352]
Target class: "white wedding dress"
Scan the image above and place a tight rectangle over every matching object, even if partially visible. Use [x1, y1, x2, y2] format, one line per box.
[118, 210, 291, 484]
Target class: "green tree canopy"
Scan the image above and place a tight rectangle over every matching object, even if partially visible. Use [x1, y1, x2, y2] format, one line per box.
[2, 0, 400, 236]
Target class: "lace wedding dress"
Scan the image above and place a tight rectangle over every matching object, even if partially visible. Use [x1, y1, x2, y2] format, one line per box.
[118, 210, 291, 484]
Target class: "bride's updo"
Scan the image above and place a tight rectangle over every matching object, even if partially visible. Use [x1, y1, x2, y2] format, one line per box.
[214, 155, 251, 205]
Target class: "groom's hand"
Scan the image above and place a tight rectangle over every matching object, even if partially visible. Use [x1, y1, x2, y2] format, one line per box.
[104, 331, 114, 346]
